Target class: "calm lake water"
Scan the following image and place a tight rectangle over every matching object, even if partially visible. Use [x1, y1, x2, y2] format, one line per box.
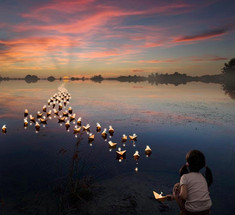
[0, 80, 234, 214]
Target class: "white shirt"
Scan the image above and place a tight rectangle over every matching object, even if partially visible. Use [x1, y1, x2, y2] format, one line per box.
[180, 172, 212, 212]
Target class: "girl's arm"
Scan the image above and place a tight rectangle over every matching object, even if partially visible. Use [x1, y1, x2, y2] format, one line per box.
[179, 184, 187, 200]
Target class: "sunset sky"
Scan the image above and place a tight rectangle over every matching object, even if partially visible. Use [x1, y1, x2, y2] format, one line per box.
[0, 0, 234, 78]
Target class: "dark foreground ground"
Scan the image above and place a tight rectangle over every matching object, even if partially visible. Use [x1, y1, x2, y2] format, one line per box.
[1, 172, 180, 215]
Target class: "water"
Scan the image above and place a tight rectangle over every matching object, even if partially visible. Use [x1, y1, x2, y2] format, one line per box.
[0, 80, 234, 214]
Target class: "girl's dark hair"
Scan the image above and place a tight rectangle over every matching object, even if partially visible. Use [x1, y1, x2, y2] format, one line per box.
[179, 164, 189, 177]
[205, 166, 213, 187]
[186, 150, 213, 187]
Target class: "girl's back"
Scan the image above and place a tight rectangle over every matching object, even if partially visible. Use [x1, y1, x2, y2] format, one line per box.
[180, 172, 212, 212]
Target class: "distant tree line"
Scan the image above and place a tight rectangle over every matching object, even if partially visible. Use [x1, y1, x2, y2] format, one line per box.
[0, 58, 234, 88]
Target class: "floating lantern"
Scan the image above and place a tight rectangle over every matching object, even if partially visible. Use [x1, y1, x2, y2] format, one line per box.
[77, 117, 82, 126]
[70, 113, 76, 122]
[153, 191, 167, 202]
[59, 103, 62, 111]
[42, 105, 47, 112]
[53, 109, 59, 116]
[47, 110, 52, 117]
[88, 133, 95, 142]
[2, 125, 7, 134]
[68, 107, 72, 114]
[133, 150, 140, 161]
[37, 111, 43, 118]
[73, 126, 81, 134]
[108, 141, 117, 148]
[29, 115, 36, 123]
[101, 128, 107, 139]
[63, 111, 69, 117]
[96, 122, 101, 132]
[83, 124, 90, 131]
[109, 125, 114, 135]
[116, 147, 126, 161]
[145, 145, 152, 157]
[24, 119, 28, 128]
[58, 117, 66, 123]
[40, 117, 47, 124]
[24, 109, 29, 117]
[65, 120, 70, 130]
[116, 148, 126, 156]
[35, 122, 40, 132]
[129, 133, 137, 141]
[122, 134, 127, 142]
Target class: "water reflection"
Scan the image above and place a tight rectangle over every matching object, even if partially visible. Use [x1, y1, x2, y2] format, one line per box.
[222, 79, 235, 100]
[0, 81, 234, 214]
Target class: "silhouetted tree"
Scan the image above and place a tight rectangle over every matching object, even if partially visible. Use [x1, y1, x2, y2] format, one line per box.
[90, 75, 104, 83]
[25, 75, 39, 83]
[47, 76, 55, 82]
[222, 58, 235, 75]
[222, 58, 235, 100]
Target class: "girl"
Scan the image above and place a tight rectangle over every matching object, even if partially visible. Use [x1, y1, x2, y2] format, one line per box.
[167, 150, 213, 215]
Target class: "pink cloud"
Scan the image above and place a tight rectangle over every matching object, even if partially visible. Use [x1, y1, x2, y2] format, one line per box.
[14, 1, 192, 36]
[78, 50, 120, 59]
[0, 22, 7, 28]
[132, 69, 146, 73]
[21, 0, 96, 22]
[1, 0, 231, 74]
[191, 57, 228, 62]
[138, 55, 228, 64]
[143, 42, 162, 48]
[174, 29, 228, 42]
[139, 59, 181, 64]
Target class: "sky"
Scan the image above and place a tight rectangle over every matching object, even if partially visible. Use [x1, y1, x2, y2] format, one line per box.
[0, 0, 234, 78]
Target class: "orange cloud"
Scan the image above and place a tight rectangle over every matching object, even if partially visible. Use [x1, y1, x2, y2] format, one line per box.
[0, 36, 82, 69]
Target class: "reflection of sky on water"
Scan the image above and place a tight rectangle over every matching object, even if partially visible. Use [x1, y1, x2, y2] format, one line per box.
[0, 81, 234, 214]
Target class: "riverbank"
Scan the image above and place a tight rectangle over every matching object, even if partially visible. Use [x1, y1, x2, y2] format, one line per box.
[1, 172, 179, 215]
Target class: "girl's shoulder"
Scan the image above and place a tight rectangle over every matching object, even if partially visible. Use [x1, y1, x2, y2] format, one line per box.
[180, 172, 205, 185]
[181, 172, 202, 178]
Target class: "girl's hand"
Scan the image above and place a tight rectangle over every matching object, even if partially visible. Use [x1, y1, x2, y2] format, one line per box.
[166, 194, 174, 201]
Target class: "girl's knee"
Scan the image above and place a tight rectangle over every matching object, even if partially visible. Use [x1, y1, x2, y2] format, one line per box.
[173, 182, 180, 195]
